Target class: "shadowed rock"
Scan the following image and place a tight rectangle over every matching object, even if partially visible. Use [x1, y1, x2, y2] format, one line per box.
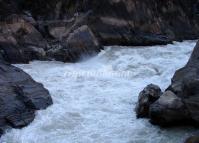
[0, 15, 47, 63]
[149, 90, 190, 126]
[136, 41, 199, 126]
[47, 25, 101, 62]
[135, 84, 162, 118]
[0, 61, 53, 135]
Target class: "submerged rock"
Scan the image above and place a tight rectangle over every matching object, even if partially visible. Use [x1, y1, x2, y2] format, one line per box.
[135, 84, 162, 118]
[0, 61, 53, 135]
[149, 90, 189, 126]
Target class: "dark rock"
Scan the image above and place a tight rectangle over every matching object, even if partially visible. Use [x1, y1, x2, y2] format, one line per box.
[47, 25, 102, 62]
[1, 0, 199, 46]
[0, 61, 52, 135]
[136, 41, 199, 126]
[18, 0, 199, 45]
[165, 41, 199, 124]
[1, 0, 199, 63]
[149, 90, 189, 126]
[135, 84, 162, 118]
[0, 15, 47, 63]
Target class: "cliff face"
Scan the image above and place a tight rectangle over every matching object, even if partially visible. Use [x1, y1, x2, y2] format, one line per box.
[7, 0, 199, 45]
[1, 0, 199, 63]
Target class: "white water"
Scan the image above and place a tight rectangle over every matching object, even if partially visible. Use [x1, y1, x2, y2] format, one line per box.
[1, 41, 198, 143]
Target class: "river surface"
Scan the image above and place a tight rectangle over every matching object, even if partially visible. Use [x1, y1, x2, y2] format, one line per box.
[1, 41, 198, 143]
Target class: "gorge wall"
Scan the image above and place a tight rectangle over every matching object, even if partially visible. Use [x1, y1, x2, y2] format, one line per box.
[1, 0, 199, 63]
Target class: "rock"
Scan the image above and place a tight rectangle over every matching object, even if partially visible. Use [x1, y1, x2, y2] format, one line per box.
[135, 84, 162, 118]
[166, 41, 199, 124]
[149, 90, 189, 126]
[1, 0, 199, 46]
[1, 0, 199, 63]
[0, 15, 47, 63]
[47, 25, 102, 62]
[0, 61, 53, 134]
[136, 41, 199, 126]
[184, 136, 199, 143]
[19, 0, 199, 45]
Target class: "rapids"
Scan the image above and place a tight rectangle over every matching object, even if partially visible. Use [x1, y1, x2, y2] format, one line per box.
[1, 41, 198, 143]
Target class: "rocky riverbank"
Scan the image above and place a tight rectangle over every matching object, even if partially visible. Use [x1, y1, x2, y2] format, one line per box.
[0, 60, 53, 136]
[1, 0, 199, 63]
[1, 0, 199, 141]
[136, 41, 199, 142]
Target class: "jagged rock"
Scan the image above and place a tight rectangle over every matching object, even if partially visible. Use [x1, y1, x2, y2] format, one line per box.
[135, 84, 162, 118]
[0, 61, 53, 135]
[0, 15, 47, 63]
[47, 25, 102, 62]
[136, 41, 199, 126]
[1, 0, 199, 46]
[149, 90, 189, 126]
[19, 0, 199, 45]
[167, 41, 199, 124]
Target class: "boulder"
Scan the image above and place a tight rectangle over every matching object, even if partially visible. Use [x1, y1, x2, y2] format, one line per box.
[135, 84, 162, 118]
[47, 25, 102, 62]
[0, 61, 53, 135]
[0, 15, 47, 63]
[136, 41, 199, 126]
[149, 91, 189, 126]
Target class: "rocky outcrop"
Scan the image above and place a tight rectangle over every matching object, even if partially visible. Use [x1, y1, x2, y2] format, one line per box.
[136, 41, 199, 126]
[19, 0, 199, 45]
[47, 25, 101, 62]
[0, 15, 47, 63]
[0, 13, 102, 63]
[135, 84, 162, 118]
[0, 61, 53, 135]
[1, 0, 199, 63]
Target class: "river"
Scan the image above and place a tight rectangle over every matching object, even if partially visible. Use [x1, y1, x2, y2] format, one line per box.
[1, 41, 197, 143]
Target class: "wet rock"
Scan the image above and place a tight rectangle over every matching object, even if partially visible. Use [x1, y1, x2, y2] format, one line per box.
[0, 61, 53, 135]
[47, 25, 102, 62]
[136, 41, 199, 126]
[149, 91, 189, 126]
[135, 84, 162, 118]
[166, 41, 199, 124]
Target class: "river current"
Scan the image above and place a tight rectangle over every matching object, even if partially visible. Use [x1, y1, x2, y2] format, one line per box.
[1, 41, 198, 143]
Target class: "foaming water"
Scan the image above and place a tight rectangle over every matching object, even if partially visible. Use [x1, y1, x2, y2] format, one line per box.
[1, 41, 197, 143]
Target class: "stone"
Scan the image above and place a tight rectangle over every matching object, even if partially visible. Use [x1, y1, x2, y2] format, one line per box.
[0, 15, 47, 63]
[2, 0, 199, 46]
[47, 25, 102, 62]
[136, 41, 199, 126]
[0, 61, 53, 135]
[135, 84, 162, 118]
[149, 91, 189, 126]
